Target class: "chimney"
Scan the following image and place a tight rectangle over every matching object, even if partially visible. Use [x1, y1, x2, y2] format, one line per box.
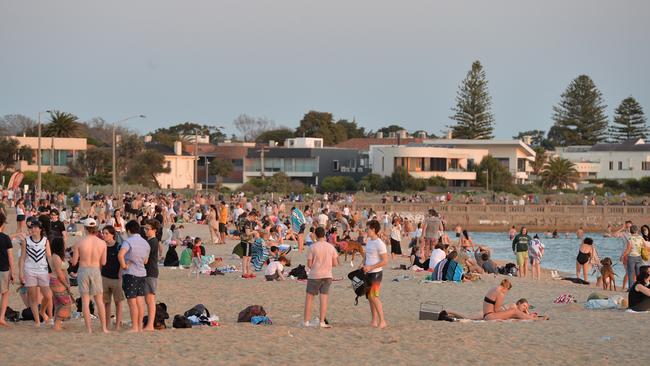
[398, 130, 408, 139]
[269, 140, 275, 147]
[388, 131, 396, 138]
[174, 141, 182, 156]
[375, 131, 383, 139]
[446, 130, 453, 139]
[144, 135, 153, 143]
[523, 135, 532, 146]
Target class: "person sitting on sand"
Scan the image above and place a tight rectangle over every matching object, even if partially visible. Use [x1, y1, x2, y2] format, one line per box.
[483, 279, 538, 320]
[265, 255, 289, 281]
[629, 265, 650, 312]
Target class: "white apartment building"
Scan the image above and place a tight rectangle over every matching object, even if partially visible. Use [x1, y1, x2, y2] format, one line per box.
[555, 138, 650, 180]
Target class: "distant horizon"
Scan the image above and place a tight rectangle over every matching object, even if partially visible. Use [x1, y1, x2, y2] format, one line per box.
[2, 0, 648, 139]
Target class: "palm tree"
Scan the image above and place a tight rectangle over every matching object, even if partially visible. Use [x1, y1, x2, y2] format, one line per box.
[541, 157, 579, 190]
[43, 110, 81, 137]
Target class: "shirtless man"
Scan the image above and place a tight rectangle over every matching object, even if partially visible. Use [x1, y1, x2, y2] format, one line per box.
[72, 218, 108, 333]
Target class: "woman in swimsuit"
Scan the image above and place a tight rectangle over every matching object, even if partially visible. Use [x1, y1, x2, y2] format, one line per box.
[49, 237, 73, 331]
[483, 279, 536, 320]
[576, 237, 597, 282]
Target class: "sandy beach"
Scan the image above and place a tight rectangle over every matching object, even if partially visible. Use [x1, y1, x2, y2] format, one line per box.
[0, 220, 647, 366]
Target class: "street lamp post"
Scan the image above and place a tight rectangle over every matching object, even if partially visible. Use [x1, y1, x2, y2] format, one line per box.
[112, 115, 146, 197]
[205, 156, 209, 194]
[36, 110, 52, 196]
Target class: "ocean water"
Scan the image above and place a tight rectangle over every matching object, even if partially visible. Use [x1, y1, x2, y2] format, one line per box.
[462, 231, 630, 281]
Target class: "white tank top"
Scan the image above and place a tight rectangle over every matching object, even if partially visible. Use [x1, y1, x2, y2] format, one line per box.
[17, 206, 25, 215]
[24, 236, 48, 274]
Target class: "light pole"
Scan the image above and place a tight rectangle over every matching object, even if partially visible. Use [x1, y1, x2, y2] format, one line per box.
[36, 110, 52, 196]
[205, 156, 209, 194]
[112, 115, 146, 197]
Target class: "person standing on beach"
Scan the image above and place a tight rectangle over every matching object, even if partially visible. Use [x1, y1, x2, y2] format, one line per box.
[71, 218, 109, 333]
[528, 235, 545, 280]
[422, 209, 443, 260]
[512, 227, 531, 278]
[0, 212, 15, 327]
[621, 225, 649, 289]
[363, 219, 388, 328]
[101, 225, 125, 330]
[303, 226, 338, 328]
[143, 219, 160, 331]
[18, 220, 53, 327]
[291, 206, 307, 253]
[219, 201, 229, 244]
[118, 220, 150, 332]
[617, 220, 633, 290]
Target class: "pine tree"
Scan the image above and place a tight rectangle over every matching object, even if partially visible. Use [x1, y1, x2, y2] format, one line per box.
[448, 60, 495, 139]
[549, 75, 608, 146]
[608, 97, 648, 142]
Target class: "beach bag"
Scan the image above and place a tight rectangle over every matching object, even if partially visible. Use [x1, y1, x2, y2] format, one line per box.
[173, 314, 192, 328]
[641, 246, 649, 262]
[289, 264, 308, 280]
[184, 304, 210, 318]
[347, 269, 368, 306]
[238, 305, 267, 323]
[4, 306, 20, 322]
[21, 307, 35, 321]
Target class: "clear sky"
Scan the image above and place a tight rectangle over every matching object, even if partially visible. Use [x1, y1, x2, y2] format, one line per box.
[1, 0, 648, 138]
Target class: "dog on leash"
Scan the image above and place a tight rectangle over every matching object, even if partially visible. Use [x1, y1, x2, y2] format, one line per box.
[338, 241, 364, 263]
[599, 257, 617, 291]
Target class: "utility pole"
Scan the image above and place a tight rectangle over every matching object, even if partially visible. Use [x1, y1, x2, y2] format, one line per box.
[50, 136, 55, 173]
[194, 129, 199, 193]
[205, 156, 209, 194]
[486, 168, 489, 191]
[257, 147, 270, 178]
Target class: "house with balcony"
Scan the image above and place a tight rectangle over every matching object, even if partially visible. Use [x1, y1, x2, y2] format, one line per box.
[555, 138, 650, 181]
[243, 137, 367, 187]
[422, 139, 537, 183]
[9, 136, 87, 175]
[369, 144, 488, 186]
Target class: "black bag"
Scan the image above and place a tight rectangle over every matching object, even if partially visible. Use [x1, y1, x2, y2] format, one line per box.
[5, 306, 20, 322]
[347, 269, 368, 306]
[21, 307, 35, 321]
[499, 263, 518, 276]
[288, 264, 308, 280]
[172, 314, 192, 328]
[75, 298, 95, 314]
[184, 304, 210, 318]
[237, 305, 267, 323]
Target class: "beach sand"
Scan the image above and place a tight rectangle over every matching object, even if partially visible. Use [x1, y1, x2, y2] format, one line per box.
[0, 221, 647, 365]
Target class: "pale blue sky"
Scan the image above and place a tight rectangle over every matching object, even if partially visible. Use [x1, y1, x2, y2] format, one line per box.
[1, 0, 648, 138]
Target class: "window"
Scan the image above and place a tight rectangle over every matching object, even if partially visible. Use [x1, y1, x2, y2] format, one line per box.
[618, 161, 623, 170]
[496, 158, 510, 168]
[449, 158, 459, 170]
[467, 159, 475, 171]
[409, 158, 423, 172]
[430, 158, 446, 172]
[332, 160, 339, 171]
[288, 139, 295, 147]
[517, 158, 527, 172]
[643, 162, 650, 171]
[314, 140, 322, 148]
[609, 161, 613, 170]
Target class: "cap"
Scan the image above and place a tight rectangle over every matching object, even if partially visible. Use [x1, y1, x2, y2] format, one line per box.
[28, 219, 42, 229]
[81, 218, 97, 227]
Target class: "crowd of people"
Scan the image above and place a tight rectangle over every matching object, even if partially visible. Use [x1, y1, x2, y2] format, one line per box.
[1, 187, 650, 333]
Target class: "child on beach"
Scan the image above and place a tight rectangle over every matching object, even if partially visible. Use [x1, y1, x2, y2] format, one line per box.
[265, 255, 288, 281]
[190, 238, 204, 279]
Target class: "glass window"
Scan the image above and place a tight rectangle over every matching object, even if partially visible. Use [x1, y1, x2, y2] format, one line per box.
[496, 158, 509, 168]
[314, 140, 322, 148]
[618, 161, 623, 170]
[517, 158, 527, 172]
[430, 158, 446, 172]
[449, 159, 459, 170]
[642, 162, 650, 171]
[333, 160, 339, 171]
[467, 159, 475, 171]
[609, 161, 613, 170]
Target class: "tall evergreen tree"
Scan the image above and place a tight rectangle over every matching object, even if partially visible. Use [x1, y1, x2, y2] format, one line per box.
[549, 75, 608, 146]
[448, 60, 495, 139]
[608, 96, 648, 142]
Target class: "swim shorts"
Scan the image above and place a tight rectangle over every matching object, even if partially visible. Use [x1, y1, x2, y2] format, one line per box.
[366, 271, 383, 298]
[516, 251, 528, 267]
[78, 267, 103, 296]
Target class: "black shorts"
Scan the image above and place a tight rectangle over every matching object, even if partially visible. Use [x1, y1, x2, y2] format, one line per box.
[219, 223, 227, 233]
[122, 274, 145, 299]
[298, 224, 306, 234]
[242, 242, 253, 257]
[390, 238, 402, 255]
[17, 215, 25, 222]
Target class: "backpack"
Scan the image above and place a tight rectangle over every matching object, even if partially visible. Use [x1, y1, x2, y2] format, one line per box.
[184, 304, 210, 318]
[499, 263, 518, 276]
[288, 264, 308, 280]
[21, 307, 35, 321]
[4, 306, 20, 322]
[172, 314, 192, 328]
[237, 305, 267, 323]
[347, 269, 368, 306]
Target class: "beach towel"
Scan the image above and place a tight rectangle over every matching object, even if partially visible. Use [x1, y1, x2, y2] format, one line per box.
[251, 315, 272, 325]
[554, 293, 577, 304]
[291, 208, 306, 233]
[443, 260, 463, 282]
[433, 259, 448, 281]
[251, 241, 270, 272]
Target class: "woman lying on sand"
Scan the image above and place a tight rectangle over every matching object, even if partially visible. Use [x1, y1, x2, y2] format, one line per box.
[483, 279, 546, 320]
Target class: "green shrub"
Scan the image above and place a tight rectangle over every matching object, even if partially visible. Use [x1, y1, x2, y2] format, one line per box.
[321, 176, 357, 192]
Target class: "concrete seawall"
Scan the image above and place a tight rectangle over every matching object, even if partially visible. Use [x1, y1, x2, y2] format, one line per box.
[352, 203, 650, 232]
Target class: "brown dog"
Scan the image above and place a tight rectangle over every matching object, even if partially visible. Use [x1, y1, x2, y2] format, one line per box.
[600, 257, 617, 291]
[339, 241, 364, 263]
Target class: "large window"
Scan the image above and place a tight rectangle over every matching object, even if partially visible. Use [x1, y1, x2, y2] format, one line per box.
[642, 162, 650, 171]
[295, 158, 316, 172]
[618, 161, 623, 170]
[430, 158, 446, 172]
[449, 158, 459, 170]
[496, 158, 510, 169]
